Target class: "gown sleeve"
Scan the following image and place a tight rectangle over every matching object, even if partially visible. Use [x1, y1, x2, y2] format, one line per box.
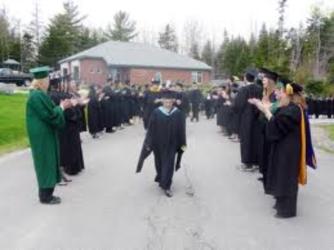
[136, 111, 156, 173]
[28, 91, 65, 129]
[266, 104, 301, 142]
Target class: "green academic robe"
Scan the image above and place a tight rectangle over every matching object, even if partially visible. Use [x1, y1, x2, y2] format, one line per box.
[26, 89, 65, 188]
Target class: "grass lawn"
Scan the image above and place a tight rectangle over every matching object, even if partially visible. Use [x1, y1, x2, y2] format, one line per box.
[324, 124, 334, 141]
[0, 93, 29, 155]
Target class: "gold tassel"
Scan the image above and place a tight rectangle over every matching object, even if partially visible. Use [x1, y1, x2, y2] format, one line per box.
[286, 84, 294, 95]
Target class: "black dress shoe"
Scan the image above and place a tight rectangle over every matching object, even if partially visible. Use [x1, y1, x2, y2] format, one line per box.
[154, 175, 160, 183]
[274, 213, 295, 219]
[41, 196, 61, 205]
[164, 189, 173, 198]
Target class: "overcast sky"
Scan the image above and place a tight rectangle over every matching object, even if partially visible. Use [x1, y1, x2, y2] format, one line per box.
[2, 0, 334, 44]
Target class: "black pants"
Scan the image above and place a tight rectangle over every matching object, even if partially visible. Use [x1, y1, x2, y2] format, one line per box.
[39, 188, 55, 203]
[154, 150, 176, 190]
[191, 105, 200, 122]
[275, 194, 297, 217]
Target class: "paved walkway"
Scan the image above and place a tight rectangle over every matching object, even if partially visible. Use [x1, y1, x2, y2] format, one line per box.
[0, 118, 334, 250]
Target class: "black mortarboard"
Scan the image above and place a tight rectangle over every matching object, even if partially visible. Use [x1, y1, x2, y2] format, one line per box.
[277, 77, 303, 95]
[291, 83, 303, 93]
[259, 67, 278, 82]
[246, 68, 258, 77]
[151, 79, 160, 85]
[160, 90, 176, 99]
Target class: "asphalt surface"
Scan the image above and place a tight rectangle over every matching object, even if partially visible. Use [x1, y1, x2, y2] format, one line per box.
[0, 118, 334, 250]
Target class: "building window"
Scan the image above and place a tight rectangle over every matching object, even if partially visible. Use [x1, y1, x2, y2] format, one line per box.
[97, 68, 101, 74]
[90, 68, 95, 74]
[73, 66, 79, 81]
[191, 71, 203, 83]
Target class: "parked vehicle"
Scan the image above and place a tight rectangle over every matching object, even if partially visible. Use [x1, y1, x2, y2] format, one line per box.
[0, 68, 33, 86]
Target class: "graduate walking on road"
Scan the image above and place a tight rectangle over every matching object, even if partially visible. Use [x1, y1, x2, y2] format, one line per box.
[137, 90, 187, 197]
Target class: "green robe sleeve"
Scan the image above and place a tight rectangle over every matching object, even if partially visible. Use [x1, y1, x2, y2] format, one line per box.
[28, 90, 65, 129]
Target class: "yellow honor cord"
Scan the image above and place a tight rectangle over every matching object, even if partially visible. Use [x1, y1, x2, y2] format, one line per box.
[298, 105, 307, 185]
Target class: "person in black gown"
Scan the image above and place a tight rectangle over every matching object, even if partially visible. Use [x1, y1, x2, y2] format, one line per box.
[189, 83, 203, 122]
[88, 85, 104, 138]
[249, 82, 316, 218]
[58, 82, 85, 176]
[234, 69, 263, 171]
[142, 80, 162, 129]
[137, 90, 187, 197]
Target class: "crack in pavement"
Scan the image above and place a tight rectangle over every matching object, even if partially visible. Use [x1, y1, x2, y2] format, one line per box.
[144, 162, 217, 250]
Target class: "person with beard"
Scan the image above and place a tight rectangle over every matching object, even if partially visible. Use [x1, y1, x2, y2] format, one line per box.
[234, 69, 263, 171]
[250, 82, 317, 218]
[189, 82, 203, 122]
[143, 80, 162, 129]
[137, 90, 186, 197]
[88, 85, 104, 138]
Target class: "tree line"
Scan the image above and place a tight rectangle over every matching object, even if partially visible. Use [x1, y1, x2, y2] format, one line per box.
[0, 0, 333, 94]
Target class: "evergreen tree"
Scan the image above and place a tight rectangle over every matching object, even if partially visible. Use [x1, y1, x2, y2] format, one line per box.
[0, 8, 10, 62]
[201, 40, 214, 66]
[189, 42, 200, 60]
[158, 24, 178, 52]
[38, 1, 89, 66]
[105, 11, 137, 42]
[21, 32, 37, 71]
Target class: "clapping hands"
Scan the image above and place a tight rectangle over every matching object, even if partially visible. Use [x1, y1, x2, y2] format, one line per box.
[248, 98, 267, 112]
[60, 99, 72, 110]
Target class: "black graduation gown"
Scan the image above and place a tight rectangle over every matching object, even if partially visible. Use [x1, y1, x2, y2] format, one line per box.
[175, 92, 190, 116]
[234, 84, 263, 165]
[320, 99, 327, 115]
[101, 86, 115, 130]
[88, 92, 103, 134]
[314, 98, 321, 118]
[137, 107, 186, 190]
[204, 97, 214, 119]
[143, 91, 161, 129]
[326, 98, 332, 118]
[306, 97, 314, 116]
[189, 89, 202, 120]
[181, 92, 191, 116]
[120, 87, 132, 124]
[59, 93, 85, 175]
[265, 103, 301, 197]
[216, 96, 225, 126]
[258, 93, 277, 188]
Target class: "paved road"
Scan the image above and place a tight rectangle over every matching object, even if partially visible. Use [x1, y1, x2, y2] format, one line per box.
[1, 118, 334, 250]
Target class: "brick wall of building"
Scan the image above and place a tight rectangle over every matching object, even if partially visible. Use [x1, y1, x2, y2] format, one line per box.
[72, 58, 211, 85]
[80, 59, 108, 85]
[129, 68, 211, 85]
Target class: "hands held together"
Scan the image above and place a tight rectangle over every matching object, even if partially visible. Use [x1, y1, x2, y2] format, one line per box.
[248, 98, 273, 120]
